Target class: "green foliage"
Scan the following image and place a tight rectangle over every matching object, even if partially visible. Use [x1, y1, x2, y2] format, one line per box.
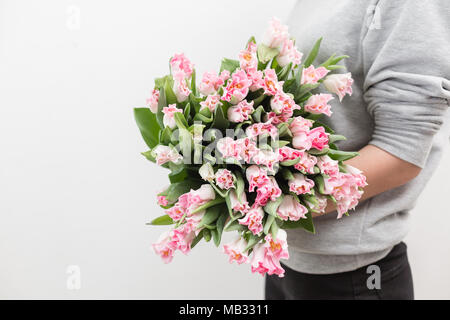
[281, 211, 315, 233]
[147, 214, 174, 226]
[257, 44, 279, 64]
[134, 108, 161, 149]
[303, 37, 322, 67]
[220, 58, 240, 73]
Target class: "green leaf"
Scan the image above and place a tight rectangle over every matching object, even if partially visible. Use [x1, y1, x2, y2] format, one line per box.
[327, 149, 359, 161]
[178, 127, 193, 155]
[166, 180, 202, 203]
[198, 205, 223, 227]
[159, 127, 172, 145]
[328, 134, 347, 144]
[212, 211, 228, 247]
[314, 175, 327, 194]
[224, 219, 245, 232]
[235, 171, 245, 203]
[282, 211, 315, 233]
[312, 121, 335, 134]
[244, 234, 263, 252]
[264, 194, 284, 217]
[277, 122, 292, 138]
[174, 112, 188, 130]
[308, 147, 330, 156]
[190, 69, 197, 96]
[280, 158, 301, 166]
[203, 228, 212, 242]
[190, 229, 204, 249]
[141, 150, 156, 163]
[191, 197, 226, 215]
[320, 54, 349, 69]
[168, 164, 188, 184]
[209, 182, 230, 198]
[155, 75, 169, 89]
[257, 44, 279, 64]
[252, 105, 265, 122]
[281, 168, 295, 181]
[156, 87, 166, 128]
[184, 103, 191, 121]
[277, 62, 293, 81]
[272, 140, 291, 148]
[193, 112, 214, 123]
[263, 214, 276, 235]
[147, 214, 174, 226]
[134, 108, 161, 149]
[220, 58, 240, 73]
[247, 36, 256, 47]
[294, 83, 320, 101]
[211, 105, 229, 130]
[303, 37, 323, 67]
[270, 219, 279, 238]
[164, 76, 178, 104]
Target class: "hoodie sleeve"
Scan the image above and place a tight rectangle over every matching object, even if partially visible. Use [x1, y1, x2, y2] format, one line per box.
[362, 0, 450, 168]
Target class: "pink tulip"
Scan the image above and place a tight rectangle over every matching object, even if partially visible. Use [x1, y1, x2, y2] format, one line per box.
[301, 65, 329, 85]
[152, 145, 183, 165]
[246, 165, 270, 192]
[264, 229, 289, 260]
[253, 150, 281, 172]
[262, 69, 284, 96]
[317, 155, 339, 176]
[162, 104, 183, 129]
[239, 41, 258, 71]
[236, 137, 259, 163]
[169, 223, 196, 254]
[277, 195, 308, 221]
[246, 67, 264, 91]
[278, 146, 303, 162]
[323, 73, 353, 101]
[200, 94, 222, 113]
[293, 152, 317, 174]
[217, 137, 242, 160]
[304, 93, 334, 117]
[227, 100, 254, 123]
[292, 132, 312, 150]
[166, 204, 185, 221]
[229, 190, 250, 214]
[262, 17, 289, 48]
[289, 116, 313, 136]
[277, 39, 303, 67]
[172, 71, 191, 103]
[170, 53, 194, 78]
[308, 127, 329, 151]
[199, 71, 229, 96]
[254, 177, 282, 206]
[245, 122, 279, 140]
[289, 173, 315, 195]
[250, 243, 285, 277]
[157, 195, 168, 206]
[146, 89, 159, 113]
[223, 237, 249, 264]
[238, 206, 264, 235]
[221, 69, 252, 104]
[215, 169, 235, 190]
[152, 231, 176, 264]
[270, 92, 300, 115]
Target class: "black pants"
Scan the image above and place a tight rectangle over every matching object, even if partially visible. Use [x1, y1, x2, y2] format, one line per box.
[265, 242, 414, 300]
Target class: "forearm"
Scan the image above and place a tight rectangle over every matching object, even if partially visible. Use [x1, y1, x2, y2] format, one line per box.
[315, 144, 422, 216]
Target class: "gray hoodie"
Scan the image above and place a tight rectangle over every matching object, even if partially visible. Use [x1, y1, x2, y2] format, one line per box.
[284, 0, 450, 274]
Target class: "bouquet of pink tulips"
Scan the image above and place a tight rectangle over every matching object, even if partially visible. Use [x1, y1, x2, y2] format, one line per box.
[134, 18, 367, 277]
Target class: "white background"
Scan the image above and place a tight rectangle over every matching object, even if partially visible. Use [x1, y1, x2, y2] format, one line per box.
[0, 0, 449, 299]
